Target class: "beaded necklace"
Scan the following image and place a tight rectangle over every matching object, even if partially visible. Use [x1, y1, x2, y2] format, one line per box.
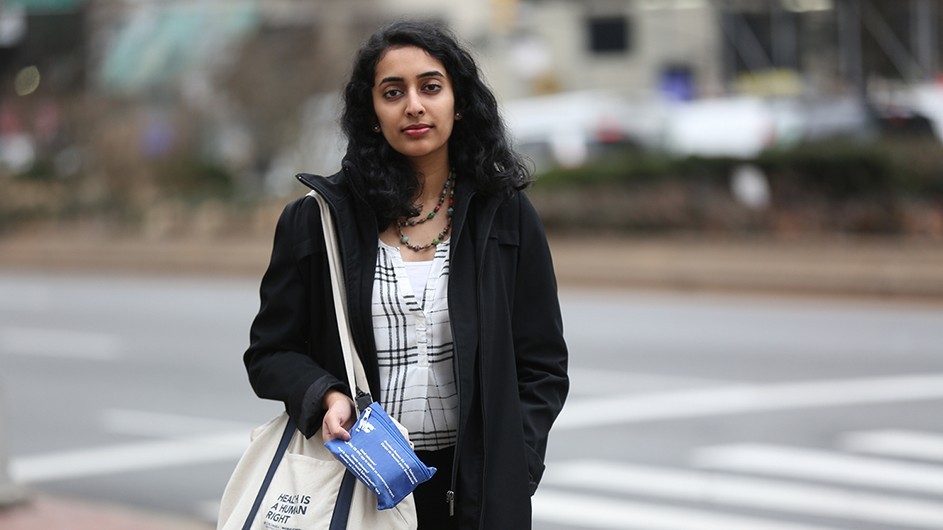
[396, 172, 455, 252]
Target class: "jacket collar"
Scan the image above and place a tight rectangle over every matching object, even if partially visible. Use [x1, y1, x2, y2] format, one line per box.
[295, 162, 501, 260]
[295, 159, 362, 209]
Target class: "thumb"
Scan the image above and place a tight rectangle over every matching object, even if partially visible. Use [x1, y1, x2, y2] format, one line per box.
[322, 416, 350, 443]
[322, 409, 353, 443]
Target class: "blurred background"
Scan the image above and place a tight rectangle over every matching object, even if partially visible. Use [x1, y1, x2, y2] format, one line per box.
[0, 0, 941, 239]
[1, 1, 943, 529]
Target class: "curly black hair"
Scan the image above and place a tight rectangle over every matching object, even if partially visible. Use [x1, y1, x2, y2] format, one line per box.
[341, 19, 530, 228]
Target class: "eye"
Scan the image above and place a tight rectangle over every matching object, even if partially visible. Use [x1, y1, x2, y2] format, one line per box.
[423, 83, 442, 94]
[382, 88, 403, 99]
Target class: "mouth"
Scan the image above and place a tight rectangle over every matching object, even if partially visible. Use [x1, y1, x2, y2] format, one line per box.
[402, 124, 433, 136]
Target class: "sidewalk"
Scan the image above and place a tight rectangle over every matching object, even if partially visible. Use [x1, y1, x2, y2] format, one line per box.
[0, 494, 213, 530]
[0, 233, 942, 300]
[548, 235, 943, 300]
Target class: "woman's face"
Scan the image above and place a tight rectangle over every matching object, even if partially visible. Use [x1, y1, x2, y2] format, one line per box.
[372, 45, 457, 168]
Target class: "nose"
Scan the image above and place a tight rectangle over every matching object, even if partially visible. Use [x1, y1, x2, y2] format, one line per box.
[405, 90, 425, 117]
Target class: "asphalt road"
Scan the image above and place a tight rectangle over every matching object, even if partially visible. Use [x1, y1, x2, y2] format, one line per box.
[2, 272, 943, 529]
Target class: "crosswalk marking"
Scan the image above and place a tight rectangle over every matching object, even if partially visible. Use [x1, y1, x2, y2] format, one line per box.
[100, 409, 258, 437]
[0, 326, 121, 361]
[11, 432, 248, 483]
[533, 489, 842, 530]
[843, 430, 943, 462]
[692, 444, 943, 496]
[555, 373, 943, 430]
[542, 459, 943, 528]
[567, 368, 731, 396]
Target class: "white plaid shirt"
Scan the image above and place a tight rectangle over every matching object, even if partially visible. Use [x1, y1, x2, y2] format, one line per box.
[372, 239, 457, 451]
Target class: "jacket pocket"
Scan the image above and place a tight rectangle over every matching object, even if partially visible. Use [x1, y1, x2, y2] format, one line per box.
[490, 228, 520, 247]
[523, 442, 545, 496]
[488, 228, 520, 298]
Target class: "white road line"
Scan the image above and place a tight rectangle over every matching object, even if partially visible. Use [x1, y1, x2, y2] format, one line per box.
[556, 373, 943, 429]
[567, 368, 731, 396]
[533, 489, 842, 530]
[692, 444, 943, 496]
[10, 433, 248, 483]
[543, 460, 943, 529]
[0, 326, 121, 361]
[100, 409, 258, 438]
[842, 430, 943, 462]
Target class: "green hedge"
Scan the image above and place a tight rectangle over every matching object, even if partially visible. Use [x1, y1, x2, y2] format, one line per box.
[533, 141, 942, 197]
[528, 141, 943, 235]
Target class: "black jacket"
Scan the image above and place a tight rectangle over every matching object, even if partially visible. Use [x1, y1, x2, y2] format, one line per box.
[244, 162, 569, 528]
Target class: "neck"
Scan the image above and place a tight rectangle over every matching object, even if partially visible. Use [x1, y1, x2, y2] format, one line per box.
[411, 155, 450, 203]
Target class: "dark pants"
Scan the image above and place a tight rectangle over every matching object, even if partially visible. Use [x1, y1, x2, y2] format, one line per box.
[413, 446, 458, 530]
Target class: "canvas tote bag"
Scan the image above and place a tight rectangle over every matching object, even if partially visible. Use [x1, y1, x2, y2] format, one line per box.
[217, 190, 418, 530]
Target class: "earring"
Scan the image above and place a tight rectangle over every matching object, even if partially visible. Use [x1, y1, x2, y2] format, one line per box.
[455, 112, 463, 120]
[372, 124, 381, 133]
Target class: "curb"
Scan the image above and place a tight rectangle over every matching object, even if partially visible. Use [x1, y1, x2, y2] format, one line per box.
[0, 235, 942, 300]
[548, 237, 943, 300]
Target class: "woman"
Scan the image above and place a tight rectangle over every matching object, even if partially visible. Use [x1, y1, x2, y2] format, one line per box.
[244, 20, 568, 529]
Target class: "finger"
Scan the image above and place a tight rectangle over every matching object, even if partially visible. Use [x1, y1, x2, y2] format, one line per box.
[321, 419, 334, 443]
[334, 426, 351, 441]
[322, 414, 352, 442]
[322, 413, 342, 442]
[322, 426, 350, 443]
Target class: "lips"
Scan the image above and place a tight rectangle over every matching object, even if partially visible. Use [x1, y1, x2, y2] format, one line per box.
[402, 123, 433, 136]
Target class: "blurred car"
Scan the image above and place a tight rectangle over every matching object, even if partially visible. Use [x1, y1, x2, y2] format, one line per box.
[662, 94, 876, 158]
[662, 96, 777, 158]
[504, 91, 880, 167]
[502, 91, 656, 170]
[894, 82, 943, 142]
[792, 95, 876, 144]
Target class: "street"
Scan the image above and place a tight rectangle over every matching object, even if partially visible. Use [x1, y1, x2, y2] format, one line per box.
[2, 271, 943, 529]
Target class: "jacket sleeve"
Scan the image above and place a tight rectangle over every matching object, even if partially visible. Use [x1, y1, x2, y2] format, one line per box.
[512, 193, 570, 494]
[244, 197, 347, 438]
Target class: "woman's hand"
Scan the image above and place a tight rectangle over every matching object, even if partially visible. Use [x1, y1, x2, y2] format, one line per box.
[321, 389, 356, 443]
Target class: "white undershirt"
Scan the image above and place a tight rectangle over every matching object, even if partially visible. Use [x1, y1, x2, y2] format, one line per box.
[403, 259, 434, 295]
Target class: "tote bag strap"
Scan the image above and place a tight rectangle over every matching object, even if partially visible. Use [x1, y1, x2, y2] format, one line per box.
[241, 417, 297, 530]
[307, 190, 372, 414]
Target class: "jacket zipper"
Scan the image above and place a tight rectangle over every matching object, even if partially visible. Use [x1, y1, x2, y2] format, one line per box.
[444, 189, 480, 518]
[446, 193, 500, 520]
[446, 315, 458, 516]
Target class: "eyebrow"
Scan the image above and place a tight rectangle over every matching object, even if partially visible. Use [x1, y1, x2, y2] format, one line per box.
[377, 70, 445, 85]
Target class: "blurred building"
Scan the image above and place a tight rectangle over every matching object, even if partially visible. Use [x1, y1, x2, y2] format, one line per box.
[4, 1, 943, 112]
[466, 0, 942, 101]
[3, 0, 943, 187]
[0, 0, 86, 94]
[412, 0, 943, 162]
